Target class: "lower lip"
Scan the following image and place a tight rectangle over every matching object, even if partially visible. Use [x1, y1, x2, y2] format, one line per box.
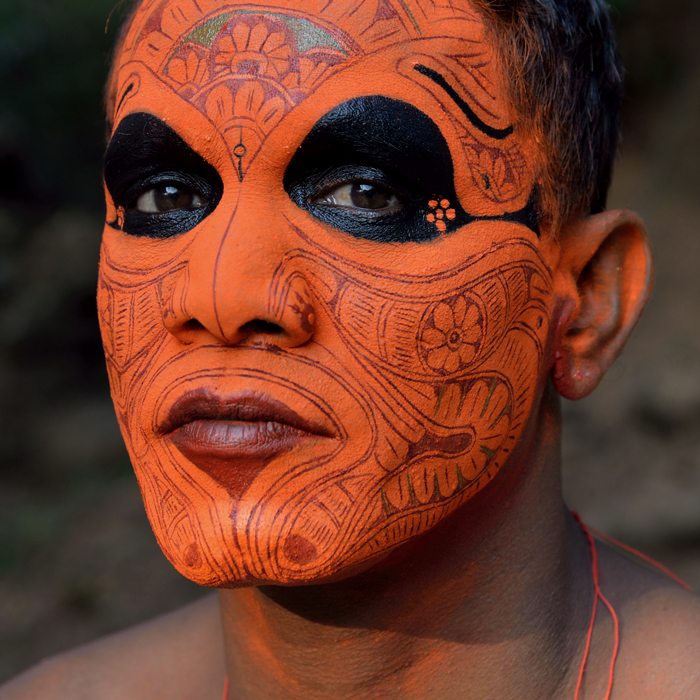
[168, 420, 314, 499]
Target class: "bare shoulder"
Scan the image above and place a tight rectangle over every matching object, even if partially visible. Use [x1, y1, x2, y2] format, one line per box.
[0, 594, 225, 700]
[598, 542, 700, 699]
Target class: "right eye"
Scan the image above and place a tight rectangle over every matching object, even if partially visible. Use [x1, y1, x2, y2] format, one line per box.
[112, 169, 223, 239]
[131, 184, 208, 213]
[104, 114, 224, 239]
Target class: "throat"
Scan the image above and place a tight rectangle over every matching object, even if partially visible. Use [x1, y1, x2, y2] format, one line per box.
[217, 390, 588, 699]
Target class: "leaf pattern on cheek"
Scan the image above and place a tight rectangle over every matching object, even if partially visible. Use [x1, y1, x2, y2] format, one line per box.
[465, 142, 528, 204]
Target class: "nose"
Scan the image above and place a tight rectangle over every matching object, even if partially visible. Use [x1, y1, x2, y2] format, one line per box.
[162, 203, 315, 349]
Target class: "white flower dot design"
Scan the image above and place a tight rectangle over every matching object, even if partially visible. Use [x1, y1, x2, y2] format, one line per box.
[421, 295, 483, 374]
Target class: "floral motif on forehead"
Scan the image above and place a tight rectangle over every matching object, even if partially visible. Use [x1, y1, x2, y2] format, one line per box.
[165, 12, 353, 177]
[166, 12, 350, 95]
[121, 0, 488, 94]
[127, 0, 422, 69]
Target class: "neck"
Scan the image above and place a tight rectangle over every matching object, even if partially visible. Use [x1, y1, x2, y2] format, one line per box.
[219, 385, 592, 699]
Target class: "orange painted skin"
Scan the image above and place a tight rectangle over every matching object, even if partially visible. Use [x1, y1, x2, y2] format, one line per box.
[101, 0, 553, 588]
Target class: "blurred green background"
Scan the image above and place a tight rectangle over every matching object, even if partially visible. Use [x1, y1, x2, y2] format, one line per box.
[1, 0, 700, 683]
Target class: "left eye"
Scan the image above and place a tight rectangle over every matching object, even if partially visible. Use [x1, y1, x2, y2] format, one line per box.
[132, 184, 207, 213]
[311, 182, 400, 212]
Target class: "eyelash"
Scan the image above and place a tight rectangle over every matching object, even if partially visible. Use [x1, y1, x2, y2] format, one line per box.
[310, 178, 404, 213]
[283, 169, 458, 243]
[289, 165, 419, 208]
[122, 174, 207, 211]
[110, 164, 450, 244]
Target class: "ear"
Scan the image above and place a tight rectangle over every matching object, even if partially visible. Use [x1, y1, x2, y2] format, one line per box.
[551, 209, 654, 400]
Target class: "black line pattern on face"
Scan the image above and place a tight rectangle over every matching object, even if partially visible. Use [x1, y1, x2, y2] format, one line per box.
[104, 112, 224, 238]
[103, 0, 548, 586]
[116, 82, 136, 117]
[284, 96, 539, 240]
[99, 223, 553, 584]
[414, 64, 514, 141]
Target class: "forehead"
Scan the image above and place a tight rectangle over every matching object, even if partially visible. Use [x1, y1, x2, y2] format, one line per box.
[120, 0, 490, 55]
[112, 0, 508, 124]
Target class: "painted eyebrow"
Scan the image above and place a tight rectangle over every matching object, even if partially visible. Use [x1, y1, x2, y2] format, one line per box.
[413, 64, 514, 141]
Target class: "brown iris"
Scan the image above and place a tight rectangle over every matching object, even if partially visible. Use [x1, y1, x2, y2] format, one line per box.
[313, 182, 399, 211]
[135, 184, 206, 213]
[349, 183, 393, 209]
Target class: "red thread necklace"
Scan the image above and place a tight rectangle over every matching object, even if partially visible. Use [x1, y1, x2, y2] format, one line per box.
[572, 512, 620, 700]
[571, 512, 691, 700]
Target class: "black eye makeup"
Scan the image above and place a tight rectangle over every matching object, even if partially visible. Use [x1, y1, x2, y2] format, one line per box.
[284, 96, 469, 243]
[284, 96, 540, 242]
[104, 113, 223, 239]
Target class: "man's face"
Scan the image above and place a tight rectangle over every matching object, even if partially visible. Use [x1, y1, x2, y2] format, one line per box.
[101, 0, 556, 586]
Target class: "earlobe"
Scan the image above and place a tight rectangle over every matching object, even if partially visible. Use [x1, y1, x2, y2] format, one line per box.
[551, 209, 654, 400]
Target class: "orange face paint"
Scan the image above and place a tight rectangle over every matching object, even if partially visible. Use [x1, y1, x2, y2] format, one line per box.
[100, 0, 555, 586]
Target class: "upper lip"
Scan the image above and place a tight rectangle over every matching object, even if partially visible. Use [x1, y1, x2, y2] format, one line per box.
[157, 389, 336, 438]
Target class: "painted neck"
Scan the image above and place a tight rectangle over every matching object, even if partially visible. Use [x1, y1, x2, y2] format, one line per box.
[218, 385, 591, 699]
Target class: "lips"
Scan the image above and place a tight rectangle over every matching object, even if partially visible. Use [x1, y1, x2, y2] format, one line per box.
[159, 389, 334, 498]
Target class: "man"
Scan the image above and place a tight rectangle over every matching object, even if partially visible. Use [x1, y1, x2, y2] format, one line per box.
[2, 0, 699, 697]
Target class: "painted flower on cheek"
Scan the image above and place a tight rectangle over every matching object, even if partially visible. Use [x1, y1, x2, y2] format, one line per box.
[422, 295, 483, 374]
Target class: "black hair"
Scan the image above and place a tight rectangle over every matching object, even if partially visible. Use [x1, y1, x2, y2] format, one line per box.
[473, 0, 624, 225]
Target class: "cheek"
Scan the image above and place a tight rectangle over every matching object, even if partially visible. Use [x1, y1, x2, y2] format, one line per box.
[98, 232, 244, 585]
[262, 232, 554, 574]
[97, 227, 191, 403]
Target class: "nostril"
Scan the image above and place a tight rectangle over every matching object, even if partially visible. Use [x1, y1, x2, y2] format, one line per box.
[183, 319, 205, 331]
[240, 319, 284, 337]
